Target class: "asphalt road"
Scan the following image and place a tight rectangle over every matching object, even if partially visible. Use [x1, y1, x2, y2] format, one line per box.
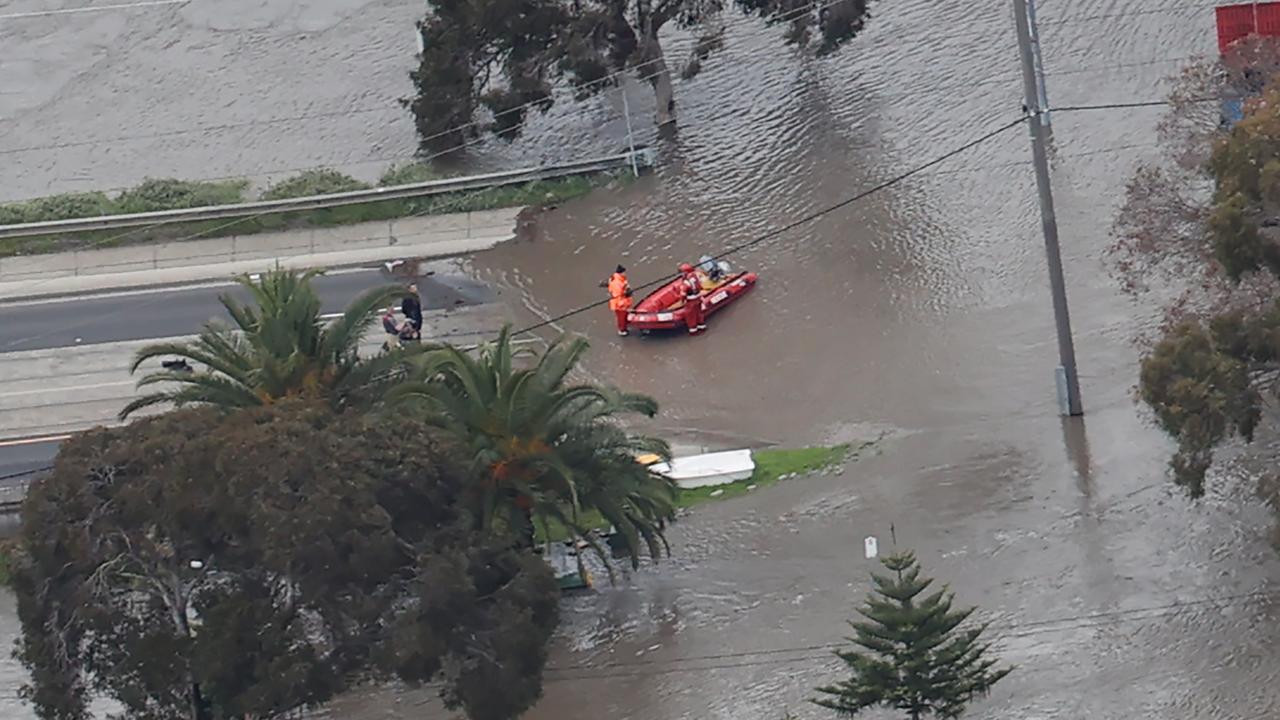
[0, 265, 495, 485]
[0, 266, 492, 353]
[0, 440, 59, 484]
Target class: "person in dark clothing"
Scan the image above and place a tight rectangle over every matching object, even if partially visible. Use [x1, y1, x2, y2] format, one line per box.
[401, 283, 423, 338]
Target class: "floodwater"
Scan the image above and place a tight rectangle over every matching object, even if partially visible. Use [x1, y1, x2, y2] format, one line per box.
[5, 0, 1280, 718]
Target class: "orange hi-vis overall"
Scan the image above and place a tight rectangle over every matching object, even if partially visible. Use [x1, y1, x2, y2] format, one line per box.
[608, 272, 632, 333]
[682, 271, 704, 333]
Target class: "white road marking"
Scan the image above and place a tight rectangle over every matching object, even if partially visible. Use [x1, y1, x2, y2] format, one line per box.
[0, 434, 72, 448]
[0, 266, 376, 309]
[0, 381, 134, 400]
[321, 306, 399, 320]
[0, 0, 188, 20]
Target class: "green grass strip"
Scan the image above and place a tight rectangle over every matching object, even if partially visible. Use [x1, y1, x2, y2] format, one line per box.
[537, 442, 875, 544]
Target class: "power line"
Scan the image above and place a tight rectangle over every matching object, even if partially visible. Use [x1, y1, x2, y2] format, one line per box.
[0, 0, 883, 271]
[0, 112, 1030, 406]
[1056, 99, 1186, 112]
[0, 92, 1193, 343]
[1038, 2, 1220, 27]
[0, 87, 1205, 347]
[538, 585, 1280, 681]
[0, 0, 188, 20]
[510, 114, 1029, 337]
[0, 465, 53, 483]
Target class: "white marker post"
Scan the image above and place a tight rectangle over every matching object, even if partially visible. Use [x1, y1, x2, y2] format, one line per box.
[864, 536, 878, 559]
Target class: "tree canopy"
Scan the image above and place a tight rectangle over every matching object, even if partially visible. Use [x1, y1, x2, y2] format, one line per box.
[813, 551, 1009, 720]
[389, 326, 677, 570]
[13, 401, 560, 720]
[121, 269, 416, 418]
[1112, 41, 1280, 497]
[407, 0, 876, 151]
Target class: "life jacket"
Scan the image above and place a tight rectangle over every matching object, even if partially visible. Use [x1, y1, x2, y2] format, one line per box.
[608, 272, 632, 310]
[683, 272, 701, 298]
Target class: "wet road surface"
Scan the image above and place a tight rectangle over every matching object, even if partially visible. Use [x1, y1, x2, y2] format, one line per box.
[0, 440, 58, 484]
[0, 264, 488, 352]
[0, 261, 488, 488]
[6, 0, 1279, 718]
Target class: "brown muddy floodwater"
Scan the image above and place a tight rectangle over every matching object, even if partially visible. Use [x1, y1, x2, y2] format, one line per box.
[6, 0, 1280, 718]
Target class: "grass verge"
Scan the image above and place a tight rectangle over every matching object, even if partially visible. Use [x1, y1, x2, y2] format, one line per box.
[676, 443, 857, 508]
[537, 442, 872, 544]
[0, 170, 622, 259]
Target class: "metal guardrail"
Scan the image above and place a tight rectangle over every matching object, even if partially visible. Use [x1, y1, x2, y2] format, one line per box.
[0, 148, 656, 241]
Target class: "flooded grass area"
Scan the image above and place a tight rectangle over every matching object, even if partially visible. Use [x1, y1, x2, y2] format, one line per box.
[676, 443, 865, 506]
[537, 442, 871, 543]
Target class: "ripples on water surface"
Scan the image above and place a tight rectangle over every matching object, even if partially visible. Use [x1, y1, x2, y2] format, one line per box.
[6, 0, 1280, 718]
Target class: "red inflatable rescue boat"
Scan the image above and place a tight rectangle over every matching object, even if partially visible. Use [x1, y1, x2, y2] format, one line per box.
[627, 262, 758, 333]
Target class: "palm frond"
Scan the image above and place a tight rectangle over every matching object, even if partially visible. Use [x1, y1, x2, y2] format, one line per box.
[320, 284, 406, 362]
[384, 326, 675, 573]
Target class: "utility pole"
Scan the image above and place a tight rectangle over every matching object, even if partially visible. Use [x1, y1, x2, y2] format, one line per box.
[1012, 0, 1083, 417]
[620, 85, 640, 177]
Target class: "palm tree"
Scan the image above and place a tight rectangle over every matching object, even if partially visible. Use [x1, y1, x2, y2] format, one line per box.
[121, 269, 418, 418]
[388, 326, 677, 570]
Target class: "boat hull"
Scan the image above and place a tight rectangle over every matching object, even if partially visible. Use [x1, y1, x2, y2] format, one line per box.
[648, 449, 756, 489]
[627, 272, 758, 331]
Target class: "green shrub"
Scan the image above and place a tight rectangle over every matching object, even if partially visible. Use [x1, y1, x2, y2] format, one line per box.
[379, 162, 444, 186]
[114, 178, 248, 213]
[0, 543, 11, 587]
[261, 169, 370, 200]
[2, 169, 615, 258]
[0, 191, 115, 225]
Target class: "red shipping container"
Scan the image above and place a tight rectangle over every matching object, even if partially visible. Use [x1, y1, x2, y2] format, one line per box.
[1217, 2, 1280, 54]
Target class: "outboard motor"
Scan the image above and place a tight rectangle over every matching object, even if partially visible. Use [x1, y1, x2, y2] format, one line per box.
[698, 255, 723, 281]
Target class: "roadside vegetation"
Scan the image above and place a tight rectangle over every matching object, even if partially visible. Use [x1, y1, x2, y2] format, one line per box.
[811, 551, 1010, 719]
[10, 269, 898, 719]
[0, 541, 12, 587]
[1112, 38, 1280, 511]
[0, 168, 614, 259]
[11, 269, 672, 720]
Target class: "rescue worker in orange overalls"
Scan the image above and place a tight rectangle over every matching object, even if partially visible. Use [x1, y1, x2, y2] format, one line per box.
[607, 264, 633, 336]
[679, 262, 706, 335]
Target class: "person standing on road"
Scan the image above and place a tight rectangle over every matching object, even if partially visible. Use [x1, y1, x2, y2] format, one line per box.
[606, 264, 633, 336]
[679, 263, 706, 335]
[401, 283, 423, 339]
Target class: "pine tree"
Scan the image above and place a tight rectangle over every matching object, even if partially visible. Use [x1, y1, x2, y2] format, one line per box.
[813, 551, 1010, 720]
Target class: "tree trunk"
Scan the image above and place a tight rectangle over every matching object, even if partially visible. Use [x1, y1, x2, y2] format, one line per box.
[642, 31, 676, 126]
[191, 682, 213, 720]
